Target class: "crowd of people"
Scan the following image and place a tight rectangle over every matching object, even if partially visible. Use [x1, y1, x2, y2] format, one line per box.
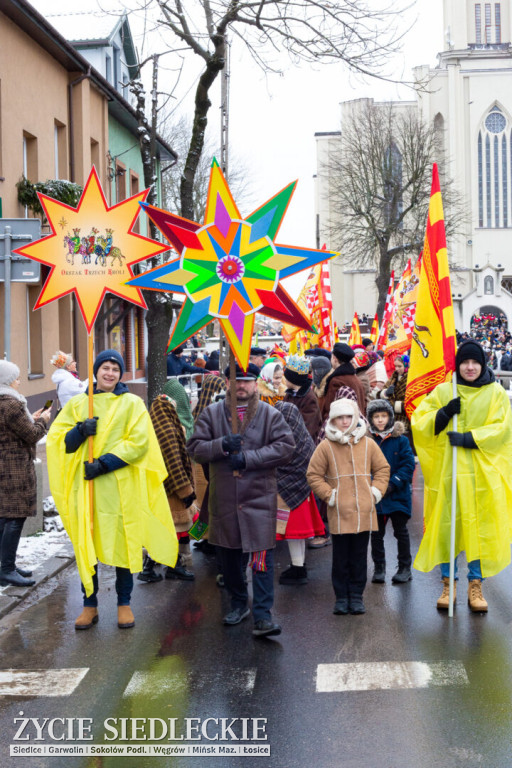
[1, 329, 510, 637]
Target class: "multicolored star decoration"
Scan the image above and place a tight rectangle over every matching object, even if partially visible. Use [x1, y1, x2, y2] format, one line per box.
[127, 159, 337, 369]
[13, 167, 169, 333]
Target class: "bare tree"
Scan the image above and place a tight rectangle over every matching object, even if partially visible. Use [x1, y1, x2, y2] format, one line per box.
[320, 101, 466, 317]
[160, 115, 253, 219]
[130, 0, 411, 220]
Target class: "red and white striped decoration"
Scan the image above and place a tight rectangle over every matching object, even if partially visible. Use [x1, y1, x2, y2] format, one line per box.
[377, 270, 395, 350]
[320, 261, 332, 310]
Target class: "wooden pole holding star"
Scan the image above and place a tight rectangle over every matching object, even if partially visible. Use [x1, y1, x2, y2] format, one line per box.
[12, 166, 170, 530]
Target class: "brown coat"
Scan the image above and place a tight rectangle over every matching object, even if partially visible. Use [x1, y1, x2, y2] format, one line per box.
[187, 396, 295, 552]
[283, 384, 322, 441]
[0, 395, 47, 518]
[321, 370, 366, 420]
[307, 433, 389, 534]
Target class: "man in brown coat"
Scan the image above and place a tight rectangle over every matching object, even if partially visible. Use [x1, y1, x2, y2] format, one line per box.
[187, 363, 295, 637]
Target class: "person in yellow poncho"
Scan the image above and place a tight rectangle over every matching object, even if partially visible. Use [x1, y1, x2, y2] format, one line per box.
[47, 350, 178, 631]
[412, 340, 512, 613]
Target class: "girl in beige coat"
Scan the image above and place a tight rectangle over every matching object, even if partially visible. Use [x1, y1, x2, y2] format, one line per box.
[307, 398, 389, 615]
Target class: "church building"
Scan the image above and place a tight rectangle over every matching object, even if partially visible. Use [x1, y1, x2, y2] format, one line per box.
[316, 0, 512, 331]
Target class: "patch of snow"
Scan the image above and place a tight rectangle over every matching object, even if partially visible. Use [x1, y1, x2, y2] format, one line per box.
[16, 527, 70, 570]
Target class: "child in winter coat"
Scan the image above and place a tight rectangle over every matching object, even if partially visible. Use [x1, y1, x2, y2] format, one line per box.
[367, 399, 415, 585]
[307, 399, 389, 615]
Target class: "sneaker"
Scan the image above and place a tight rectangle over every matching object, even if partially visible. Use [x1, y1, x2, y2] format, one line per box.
[349, 597, 366, 614]
[333, 599, 349, 615]
[392, 567, 412, 583]
[307, 536, 331, 549]
[0, 570, 35, 587]
[223, 606, 250, 625]
[371, 564, 386, 583]
[279, 565, 308, 585]
[437, 577, 456, 610]
[468, 579, 488, 613]
[252, 619, 282, 637]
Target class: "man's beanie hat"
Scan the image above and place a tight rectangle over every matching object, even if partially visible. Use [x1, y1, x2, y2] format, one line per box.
[0, 360, 20, 386]
[93, 349, 125, 377]
[332, 342, 355, 362]
[284, 354, 311, 386]
[224, 362, 260, 380]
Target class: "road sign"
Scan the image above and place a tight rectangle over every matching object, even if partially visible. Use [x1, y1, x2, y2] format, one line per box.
[0, 218, 41, 282]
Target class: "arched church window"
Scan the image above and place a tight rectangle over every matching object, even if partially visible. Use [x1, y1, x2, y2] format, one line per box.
[478, 106, 510, 228]
[484, 275, 494, 294]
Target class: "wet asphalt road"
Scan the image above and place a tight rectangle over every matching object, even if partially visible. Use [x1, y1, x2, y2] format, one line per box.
[1, 466, 512, 768]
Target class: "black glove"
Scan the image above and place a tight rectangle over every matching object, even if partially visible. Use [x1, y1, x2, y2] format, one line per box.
[222, 433, 242, 453]
[84, 458, 106, 480]
[77, 417, 98, 437]
[434, 397, 461, 435]
[181, 492, 197, 508]
[447, 431, 478, 449]
[385, 385, 395, 397]
[228, 452, 246, 471]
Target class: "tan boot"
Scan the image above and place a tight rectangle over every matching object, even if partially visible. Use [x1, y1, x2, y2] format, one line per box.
[437, 577, 456, 610]
[75, 607, 99, 630]
[118, 605, 135, 629]
[468, 580, 488, 612]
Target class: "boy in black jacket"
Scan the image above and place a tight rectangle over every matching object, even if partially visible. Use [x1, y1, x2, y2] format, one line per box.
[367, 399, 415, 584]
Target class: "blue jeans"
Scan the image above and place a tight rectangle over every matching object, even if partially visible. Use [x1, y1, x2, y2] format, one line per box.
[82, 566, 134, 607]
[440, 557, 483, 581]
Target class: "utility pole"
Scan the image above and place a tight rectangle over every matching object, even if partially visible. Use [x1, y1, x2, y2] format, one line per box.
[219, 40, 231, 370]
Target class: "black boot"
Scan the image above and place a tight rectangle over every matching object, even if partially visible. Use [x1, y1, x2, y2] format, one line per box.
[371, 563, 386, 583]
[137, 556, 163, 583]
[279, 565, 308, 585]
[16, 566, 33, 578]
[349, 595, 366, 614]
[392, 567, 412, 583]
[0, 570, 35, 587]
[165, 555, 195, 581]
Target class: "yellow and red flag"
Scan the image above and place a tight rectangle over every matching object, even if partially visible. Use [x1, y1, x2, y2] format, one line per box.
[370, 313, 379, 344]
[376, 271, 395, 350]
[404, 164, 456, 418]
[348, 312, 362, 346]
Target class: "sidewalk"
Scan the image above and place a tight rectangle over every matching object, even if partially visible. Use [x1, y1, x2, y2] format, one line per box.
[0, 440, 76, 620]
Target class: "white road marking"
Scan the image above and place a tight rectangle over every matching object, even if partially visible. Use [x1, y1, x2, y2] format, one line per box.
[123, 667, 257, 698]
[0, 668, 89, 697]
[316, 661, 469, 692]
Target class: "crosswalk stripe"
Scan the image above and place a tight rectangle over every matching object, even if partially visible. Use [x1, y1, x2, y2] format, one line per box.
[123, 667, 257, 698]
[316, 661, 469, 692]
[0, 668, 89, 697]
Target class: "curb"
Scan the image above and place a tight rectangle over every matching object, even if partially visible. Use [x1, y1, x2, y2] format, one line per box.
[0, 542, 75, 619]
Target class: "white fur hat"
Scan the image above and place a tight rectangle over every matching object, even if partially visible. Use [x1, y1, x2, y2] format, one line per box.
[329, 398, 359, 420]
[0, 360, 20, 386]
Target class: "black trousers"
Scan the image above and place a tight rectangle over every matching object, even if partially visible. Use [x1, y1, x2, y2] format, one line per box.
[216, 546, 274, 623]
[370, 511, 411, 569]
[0, 517, 26, 573]
[331, 531, 369, 600]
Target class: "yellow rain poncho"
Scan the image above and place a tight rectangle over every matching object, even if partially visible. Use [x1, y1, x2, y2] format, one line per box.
[47, 391, 178, 596]
[412, 380, 512, 577]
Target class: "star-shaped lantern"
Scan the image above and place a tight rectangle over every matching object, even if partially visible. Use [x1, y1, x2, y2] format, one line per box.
[128, 160, 337, 368]
[14, 167, 169, 333]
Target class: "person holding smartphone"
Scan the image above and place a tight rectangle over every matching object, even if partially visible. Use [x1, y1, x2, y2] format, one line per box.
[0, 361, 51, 586]
[51, 351, 85, 408]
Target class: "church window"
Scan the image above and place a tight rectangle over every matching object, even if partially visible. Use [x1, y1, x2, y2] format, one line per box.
[479, 107, 510, 227]
[503, 135, 508, 227]
[495, 3, 501, 43]
[478, 133, 484, 226]
[475, 4, 482, 43]
[485, 4, 492, 43]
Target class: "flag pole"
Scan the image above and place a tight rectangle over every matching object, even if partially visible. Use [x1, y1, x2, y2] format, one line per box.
[88, 332, 94, 534]
[229, 348, 240, 478]
[448, 371, 457, 618]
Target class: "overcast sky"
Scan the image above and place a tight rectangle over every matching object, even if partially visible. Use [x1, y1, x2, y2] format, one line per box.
[29, 0, 445, 293]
